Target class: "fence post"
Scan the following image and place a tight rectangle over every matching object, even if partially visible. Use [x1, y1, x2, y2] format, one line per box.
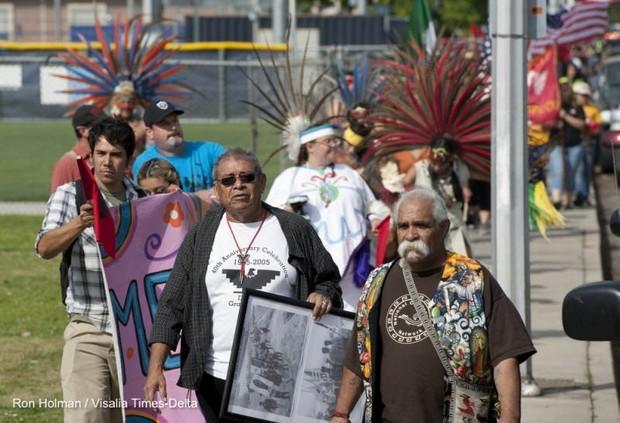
[53, 0, 61, 40]
[248, 63, 258, 154]
[218, 48, 226, 122]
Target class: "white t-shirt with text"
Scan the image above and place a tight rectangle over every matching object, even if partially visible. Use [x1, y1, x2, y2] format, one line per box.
[204, 213, 297, 378]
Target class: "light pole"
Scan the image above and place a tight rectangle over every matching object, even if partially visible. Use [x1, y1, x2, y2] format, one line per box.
[490, 0, 541, 396]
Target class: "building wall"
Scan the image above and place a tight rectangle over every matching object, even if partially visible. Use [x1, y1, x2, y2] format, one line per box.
[8, 1, 225, 41]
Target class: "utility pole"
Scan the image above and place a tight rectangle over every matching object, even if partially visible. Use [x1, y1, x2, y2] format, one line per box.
[490, 0, 541, 396]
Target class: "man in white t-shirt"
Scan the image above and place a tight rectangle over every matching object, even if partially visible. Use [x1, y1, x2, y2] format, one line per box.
[145, 148, 342, 422]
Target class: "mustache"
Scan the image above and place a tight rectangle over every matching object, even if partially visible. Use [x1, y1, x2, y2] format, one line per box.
[398, 239, 430, 259]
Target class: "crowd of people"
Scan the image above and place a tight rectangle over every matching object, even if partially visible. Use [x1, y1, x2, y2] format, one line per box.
[36, 105, 535, 423]
[48, 31, 620, 423]
[531, 44, 606, 213]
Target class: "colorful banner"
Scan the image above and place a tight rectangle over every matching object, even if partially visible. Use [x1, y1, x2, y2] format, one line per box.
[527, 46, 561, 125]
[103, 192, 204, 422]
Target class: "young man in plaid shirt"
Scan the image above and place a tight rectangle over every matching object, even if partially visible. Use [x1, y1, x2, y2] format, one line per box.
[36, 117, 142, 423]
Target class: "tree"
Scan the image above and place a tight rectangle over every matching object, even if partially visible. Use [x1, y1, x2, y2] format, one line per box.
[438, 0, 488, 32]
[375, 0, 488, 32]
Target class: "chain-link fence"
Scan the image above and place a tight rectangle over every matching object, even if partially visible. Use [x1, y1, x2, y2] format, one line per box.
[0, 44, 388, 121]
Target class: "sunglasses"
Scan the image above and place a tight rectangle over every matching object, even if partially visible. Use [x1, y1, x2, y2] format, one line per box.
[216, 173, 258, 187]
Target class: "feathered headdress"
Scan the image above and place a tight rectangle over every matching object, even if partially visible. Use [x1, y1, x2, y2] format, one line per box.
[242, 36, 337, 162]
[364, 38, 491, 176]
[54, 16, 189, 116]
[336, 57, 383, 148]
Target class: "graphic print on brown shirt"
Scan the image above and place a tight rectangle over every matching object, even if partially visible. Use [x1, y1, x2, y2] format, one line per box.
[378, 265, 445, 423]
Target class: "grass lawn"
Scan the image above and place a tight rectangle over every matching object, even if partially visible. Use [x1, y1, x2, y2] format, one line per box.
[0, 121, 284, 202]
[0, 216, 65, 422]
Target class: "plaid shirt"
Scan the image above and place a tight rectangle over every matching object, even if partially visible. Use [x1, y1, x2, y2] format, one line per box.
[35, 177, 142, 333]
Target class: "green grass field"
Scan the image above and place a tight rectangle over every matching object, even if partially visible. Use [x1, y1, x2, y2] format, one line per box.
[0, 121, 284, 202]
[0, 120, 283, 421]
[0, 216, 65, 422]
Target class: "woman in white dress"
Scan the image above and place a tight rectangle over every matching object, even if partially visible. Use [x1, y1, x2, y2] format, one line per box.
[266, 124, 388, 311]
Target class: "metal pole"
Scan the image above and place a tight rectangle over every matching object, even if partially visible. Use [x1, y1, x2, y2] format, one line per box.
[272, 0, 285, 43]
[548, 0, 562, 14]
[53, 0, 61, 40]
[490, 0, 541, 396]
[355, 0, 367, 15]
[288, 0, 297, 48]
[248, 64, 258, 154]
[40, 0, 48, 41]
[218, 48, 226, 122]
[192, 0, 200, 42]
[250, 0, 259, 42]
[143, 0, 153, 24]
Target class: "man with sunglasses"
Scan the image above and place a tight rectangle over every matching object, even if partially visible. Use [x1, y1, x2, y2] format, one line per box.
[132, 99, 226, 192]
[146, 148, 342, 422]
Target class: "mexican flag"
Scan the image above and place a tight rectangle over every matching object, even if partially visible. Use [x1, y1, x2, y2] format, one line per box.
[406, 0, 436, 50]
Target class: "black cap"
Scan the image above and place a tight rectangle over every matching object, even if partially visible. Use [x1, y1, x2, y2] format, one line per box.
[143, 100, 184, 126]
[72, 105, 101, 129]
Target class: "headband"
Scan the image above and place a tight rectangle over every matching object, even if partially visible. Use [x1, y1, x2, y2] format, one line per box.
[300, 124, 339, 144]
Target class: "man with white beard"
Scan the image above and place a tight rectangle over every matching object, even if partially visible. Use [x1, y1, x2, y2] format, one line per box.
[330, 187, 536, 423]
[132, 100, 225, 191]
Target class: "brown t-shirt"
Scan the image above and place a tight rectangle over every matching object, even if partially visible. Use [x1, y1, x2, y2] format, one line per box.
[344, 261, 536, 422]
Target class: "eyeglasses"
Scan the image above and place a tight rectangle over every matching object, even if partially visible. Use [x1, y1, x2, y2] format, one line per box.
[314, 138, 342, 148]
[216, 173, 258, 187]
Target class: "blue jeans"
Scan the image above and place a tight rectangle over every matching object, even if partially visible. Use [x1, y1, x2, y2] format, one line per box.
[546, 144, 584, 193]
[575, 142, 594, 201]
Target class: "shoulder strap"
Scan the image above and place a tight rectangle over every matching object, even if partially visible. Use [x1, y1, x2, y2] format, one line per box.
[401, 261, 459, 421]
[59, 180, 86, 305]
[400, 260, 454, 375]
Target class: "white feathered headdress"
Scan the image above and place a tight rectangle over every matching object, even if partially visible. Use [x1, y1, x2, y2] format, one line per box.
[242, 37, 336, 163]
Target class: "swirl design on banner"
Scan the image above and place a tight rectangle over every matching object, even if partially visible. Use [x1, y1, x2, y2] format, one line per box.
[144, 233, 180, 261]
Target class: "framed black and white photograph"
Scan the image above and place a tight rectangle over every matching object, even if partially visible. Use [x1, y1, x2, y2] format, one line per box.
[221, 289, 364, 423]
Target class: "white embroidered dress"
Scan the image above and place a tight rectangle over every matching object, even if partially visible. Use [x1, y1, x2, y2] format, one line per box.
[266, 164, 376, 310]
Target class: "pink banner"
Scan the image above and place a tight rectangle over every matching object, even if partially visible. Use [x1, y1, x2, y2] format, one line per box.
[528, 46, 561, 125]
[103, 192, 204, 422]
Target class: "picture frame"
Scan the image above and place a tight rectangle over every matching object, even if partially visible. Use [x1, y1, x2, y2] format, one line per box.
[221, 288, 364, 423]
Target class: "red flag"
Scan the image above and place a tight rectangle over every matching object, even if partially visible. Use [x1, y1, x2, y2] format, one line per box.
[527, 46, 561, 125]
[76, 158, 117, 259]
[374, 216, 391, 266]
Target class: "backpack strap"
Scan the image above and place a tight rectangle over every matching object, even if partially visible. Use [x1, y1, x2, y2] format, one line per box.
[59, 180, 86, 305]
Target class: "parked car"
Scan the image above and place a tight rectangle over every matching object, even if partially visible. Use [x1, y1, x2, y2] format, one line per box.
[599, 117, 620, 175]
[599, 55, 620, 175]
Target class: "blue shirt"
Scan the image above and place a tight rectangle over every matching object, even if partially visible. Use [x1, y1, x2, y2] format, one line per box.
[133, 141, 226, 192]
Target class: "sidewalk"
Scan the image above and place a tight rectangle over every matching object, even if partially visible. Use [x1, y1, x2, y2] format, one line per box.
[469, 206, 619, 422]
[0, 202, 46, 215]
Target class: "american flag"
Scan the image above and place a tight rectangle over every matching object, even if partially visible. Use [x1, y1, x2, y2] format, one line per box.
[529, 1, 610, 57]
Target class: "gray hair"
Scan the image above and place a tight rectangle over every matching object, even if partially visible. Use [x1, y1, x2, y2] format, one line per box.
[393, 187, 449, 223]
[213, 147, 264, 180]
